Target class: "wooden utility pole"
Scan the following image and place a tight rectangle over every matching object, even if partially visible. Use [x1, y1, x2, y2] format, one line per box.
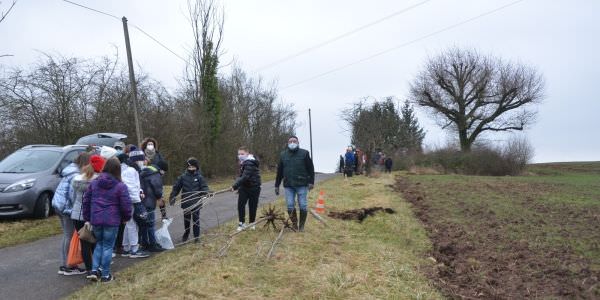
[122, 16, 143, 144]
[308, 108, 313, 159]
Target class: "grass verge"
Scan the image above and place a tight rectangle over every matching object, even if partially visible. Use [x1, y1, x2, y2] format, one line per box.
[70, 173, 441, 299]
[0, 216, 62, 248]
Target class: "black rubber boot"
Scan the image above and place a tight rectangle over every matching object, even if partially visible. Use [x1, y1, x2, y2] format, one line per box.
[299, 210, 307, 232]
[288, 209, 298, 231]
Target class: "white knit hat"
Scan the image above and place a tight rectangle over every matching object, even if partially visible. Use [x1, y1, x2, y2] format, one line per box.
[100, 146, 118, 159]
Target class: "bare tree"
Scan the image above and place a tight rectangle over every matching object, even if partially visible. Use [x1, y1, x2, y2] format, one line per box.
[410, 48, 544, 152]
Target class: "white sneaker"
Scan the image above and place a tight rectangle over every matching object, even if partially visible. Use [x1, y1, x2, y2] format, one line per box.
[236, 222, 245, 232]
[250, 225, 256, 230]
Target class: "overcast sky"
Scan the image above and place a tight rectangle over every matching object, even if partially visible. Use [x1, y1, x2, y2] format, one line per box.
[1, 0, 598, 172]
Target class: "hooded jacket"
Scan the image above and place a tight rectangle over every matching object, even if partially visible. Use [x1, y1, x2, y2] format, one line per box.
[169, 170, 209, 209]
[233, 155, 261, 190]
[51, 163, 80, 215]
[82, 173, 132, 226]
[70, 173, 98, 221]
[140, 165, 163, 209]
[121, 163, 142, 203]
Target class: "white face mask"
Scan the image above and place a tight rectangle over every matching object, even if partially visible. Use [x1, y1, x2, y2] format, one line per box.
[238, 154, 249, 162]
[288, 143, 298, 150]
[146, 144, 155, 151]
[136, 161, 145, 169]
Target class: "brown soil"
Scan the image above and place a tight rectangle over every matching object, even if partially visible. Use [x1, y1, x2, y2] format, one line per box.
[394, 175, 600, 299]
[328, 207, 396, 222]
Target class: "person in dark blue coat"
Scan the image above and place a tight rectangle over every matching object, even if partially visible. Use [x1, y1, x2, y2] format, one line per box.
[139, 160, 168, 252]
[344, 147, 355, 177]
[169, 158, 210, 243]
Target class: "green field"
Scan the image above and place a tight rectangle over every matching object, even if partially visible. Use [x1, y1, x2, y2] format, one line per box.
[396, 162, 600, 298]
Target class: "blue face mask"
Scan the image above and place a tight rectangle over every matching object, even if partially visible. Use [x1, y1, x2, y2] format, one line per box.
[288, 143, 298, 150]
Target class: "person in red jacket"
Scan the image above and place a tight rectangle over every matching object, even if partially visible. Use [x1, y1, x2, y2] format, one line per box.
[83, 157, 132, 283]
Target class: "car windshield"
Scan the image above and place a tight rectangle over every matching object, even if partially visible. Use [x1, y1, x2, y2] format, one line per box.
[0, 150, 62, 173]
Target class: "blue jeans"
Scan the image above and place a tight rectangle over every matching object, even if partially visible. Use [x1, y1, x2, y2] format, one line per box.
[92, 226, 118, 278]
[284, 186, 308, 212]
[140, 209, 156, 247]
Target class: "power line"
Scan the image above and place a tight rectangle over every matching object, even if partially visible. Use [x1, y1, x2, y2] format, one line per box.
[62, 0, 119, 20]
[281, 0, 525, 90]
[255, 0, 432, 72]
[61, 0, 187, 63]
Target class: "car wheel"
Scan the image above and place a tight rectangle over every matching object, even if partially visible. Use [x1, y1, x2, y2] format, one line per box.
[33, 193, 51, 219]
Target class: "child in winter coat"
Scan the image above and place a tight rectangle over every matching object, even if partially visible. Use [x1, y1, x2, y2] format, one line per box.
[169, 157, 209, 243]
[117, 153, 149, 258]
[83, 158, 132, 282]
[231, 147, 261, 231]
[53, 152, 90, 276]
[70, 154, 103, 276]
[139, 159, 169, 252]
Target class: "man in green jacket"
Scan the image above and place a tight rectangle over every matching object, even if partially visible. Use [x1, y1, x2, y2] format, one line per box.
[275, 136, 315, 232]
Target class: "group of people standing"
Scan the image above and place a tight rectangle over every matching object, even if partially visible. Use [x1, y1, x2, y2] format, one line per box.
[53, 137, 169, 282]
[339, 147, 393, 175]
[53, 134, 315, 283]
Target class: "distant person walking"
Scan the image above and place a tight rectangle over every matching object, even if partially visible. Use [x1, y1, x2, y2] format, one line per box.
[344, 147, 355, 177]
[231, 146, 262, 231]
[70, 154, 103, 276]
[83, 158, 132, 282]
[384, 157, 393, 173]
[53, 152, 90, 276]
[141, 137, 168, 219]
[338, 155, 345, 173]
[275, 136, 315, 232]
[169, 157, 209, 243]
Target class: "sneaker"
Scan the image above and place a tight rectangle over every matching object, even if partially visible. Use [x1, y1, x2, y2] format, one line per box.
[101, 274, 115, 283]
[62, 266, 86, 276]
[193, 237, 200, 244]
[250, 225, 256, 231]
[121, 251, 131, 257]
[58, 266, 67, 275]
[87, 270, 99, 281]
[129, 250, 150, 258]
[148, 245, 165, 252]
[236, 222, 245, 232]
[182, 233, 189, 242]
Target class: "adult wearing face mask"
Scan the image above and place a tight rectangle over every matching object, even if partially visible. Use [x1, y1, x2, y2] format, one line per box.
[169, 158, 209, 243]
[231, 146, 262, 232]
[274, 136, 315, 232]
[140, 137, 168, 219]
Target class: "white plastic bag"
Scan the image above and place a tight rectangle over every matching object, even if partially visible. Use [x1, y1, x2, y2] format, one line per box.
[155, 218, 175, 250]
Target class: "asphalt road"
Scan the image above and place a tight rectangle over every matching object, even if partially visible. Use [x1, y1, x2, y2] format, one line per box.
[0, 174, 336, 300]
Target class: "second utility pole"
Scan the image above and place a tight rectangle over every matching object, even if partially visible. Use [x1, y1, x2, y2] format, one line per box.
[122, 16, 143, 145]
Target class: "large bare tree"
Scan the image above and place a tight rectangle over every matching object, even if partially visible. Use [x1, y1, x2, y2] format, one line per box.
[410, 48, 544, 152]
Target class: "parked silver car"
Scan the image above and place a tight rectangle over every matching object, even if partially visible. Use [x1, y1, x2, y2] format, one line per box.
[0, 145, 88, 218]
[76, 133, 127, 148]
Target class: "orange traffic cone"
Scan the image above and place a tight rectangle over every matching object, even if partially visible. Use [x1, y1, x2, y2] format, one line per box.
[315, 190, 325, 214]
